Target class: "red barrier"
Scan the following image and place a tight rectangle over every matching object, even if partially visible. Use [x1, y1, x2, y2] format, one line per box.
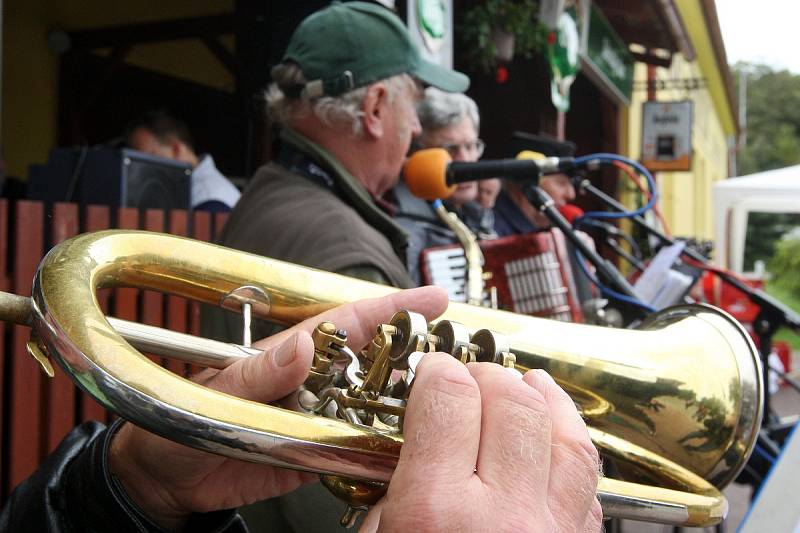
[9, 201, 45, 494]
[0, 201, 225, 502]
[47, 203, 80, 453]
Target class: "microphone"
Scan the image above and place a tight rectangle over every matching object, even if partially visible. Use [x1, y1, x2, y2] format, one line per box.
[557, 204, 584, 224]
[558, 204, 622, 236]
[404, 148, 576, 201]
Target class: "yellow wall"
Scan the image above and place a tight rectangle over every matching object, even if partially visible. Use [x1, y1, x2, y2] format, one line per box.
[626, 59, 729, 240]
[2, 0, 234, 178]
[623, 2, 736, 241]
[675, 0, 737, 138]
[3, 0, 59, 179]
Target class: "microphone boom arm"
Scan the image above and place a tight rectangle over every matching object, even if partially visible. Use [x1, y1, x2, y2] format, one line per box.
[522, 182, 647, 318]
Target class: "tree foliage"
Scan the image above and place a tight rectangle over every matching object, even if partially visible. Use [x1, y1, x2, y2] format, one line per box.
[733, 63, 800, 175]
[459, 0, 546, 73]
[769, 236, 800, 299]
[744, 212, 800, 272]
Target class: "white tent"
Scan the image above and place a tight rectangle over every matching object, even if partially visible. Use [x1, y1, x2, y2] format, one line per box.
[713, 164, 800, 273]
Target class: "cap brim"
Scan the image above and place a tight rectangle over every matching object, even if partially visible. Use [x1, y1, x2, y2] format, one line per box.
[413, 59, 470, 93]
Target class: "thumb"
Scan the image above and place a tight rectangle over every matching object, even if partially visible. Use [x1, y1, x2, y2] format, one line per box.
[204, 331, 314, 403]
[359, 500, 384, 533]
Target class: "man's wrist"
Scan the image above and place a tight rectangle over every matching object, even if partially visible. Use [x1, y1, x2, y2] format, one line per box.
[107, 421, 190, 531]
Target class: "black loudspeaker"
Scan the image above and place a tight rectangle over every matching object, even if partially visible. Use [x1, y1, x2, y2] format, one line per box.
[27, 147, 191, 210]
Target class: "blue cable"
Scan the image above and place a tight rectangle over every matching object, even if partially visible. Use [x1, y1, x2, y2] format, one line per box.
[565, 153, 659, 311]
[573, 247, 657, 313]
[752, 443, 776, 465]
[572, 153, 658, 221]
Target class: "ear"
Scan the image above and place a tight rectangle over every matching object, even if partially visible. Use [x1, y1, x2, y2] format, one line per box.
[169, 139, 183, 160]
[361, 83, 389, 139]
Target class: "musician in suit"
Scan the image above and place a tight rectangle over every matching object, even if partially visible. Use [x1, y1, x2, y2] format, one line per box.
[394, 88, 496, 284]
[492, 136, 598, 306]
[493, 136, 577, 237]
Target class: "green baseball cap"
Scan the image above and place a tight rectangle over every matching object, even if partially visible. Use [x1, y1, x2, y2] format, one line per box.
[282, 1, 469, 98]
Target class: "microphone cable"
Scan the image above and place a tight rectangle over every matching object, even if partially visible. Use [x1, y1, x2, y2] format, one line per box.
[558, 153, 659, 313]
[571, 152, 658, 224]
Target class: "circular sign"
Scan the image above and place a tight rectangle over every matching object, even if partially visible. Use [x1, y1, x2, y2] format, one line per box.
[417, 0, 446, 53]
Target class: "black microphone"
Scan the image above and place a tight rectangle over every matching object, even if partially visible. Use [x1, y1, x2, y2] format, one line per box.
[559, 204, 643, 266]
[582, 218, 623, 237]
[404, 148, 576, 201]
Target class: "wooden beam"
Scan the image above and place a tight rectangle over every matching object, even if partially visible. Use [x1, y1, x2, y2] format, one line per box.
[202, 37, 242, 80]
[68, 14, 235, 50]
[630, 51, 672, 69]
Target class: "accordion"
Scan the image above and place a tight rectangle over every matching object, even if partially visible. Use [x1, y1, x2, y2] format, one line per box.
[420, 230, 583, 322]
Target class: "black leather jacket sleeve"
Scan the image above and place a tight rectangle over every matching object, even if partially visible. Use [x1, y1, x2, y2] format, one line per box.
[0, 420, 247, 533]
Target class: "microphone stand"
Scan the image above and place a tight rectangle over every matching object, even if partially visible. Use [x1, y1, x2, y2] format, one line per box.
[602, 236, 646, 272]
[521, 181, 648, 319]
[572, 174, 800, 430]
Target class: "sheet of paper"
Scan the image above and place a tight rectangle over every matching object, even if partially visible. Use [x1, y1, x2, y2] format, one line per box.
[633, 241, 686, 308]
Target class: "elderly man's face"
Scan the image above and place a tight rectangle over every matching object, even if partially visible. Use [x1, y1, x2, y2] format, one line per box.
[539, 173, 576, 207]
[420, 115, 482, 207]
[377, 79, 423, 196]
[477, 178, 502, 209]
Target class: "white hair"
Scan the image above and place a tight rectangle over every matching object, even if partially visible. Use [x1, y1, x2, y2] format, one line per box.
[266, 63, 414, 137]
[416, 87, 480, 133]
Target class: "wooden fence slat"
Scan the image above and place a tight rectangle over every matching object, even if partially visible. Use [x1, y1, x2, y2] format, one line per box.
[187, 211, 213, 377]
[9, 201, 45, 491]
[102, 208, 138, 430]
[213, 212, 229, 241]
[1, 201, 228, 504]
[82, 205, 112, 424]
[47, 203, 80, 453]
[114, 209, 140, 323]
[167, 210, 189, 376]
[0, 200, 8, 500]
[142, 210, 165, 368]
[189, 211, 212, 339]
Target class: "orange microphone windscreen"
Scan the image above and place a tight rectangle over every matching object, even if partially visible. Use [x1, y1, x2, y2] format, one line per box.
[403, 148, 455, 201]
[558, 204, 584, 224]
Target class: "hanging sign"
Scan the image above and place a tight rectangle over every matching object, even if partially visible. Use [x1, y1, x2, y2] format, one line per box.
[546, 9, 581, 112]
[408, 0, 453, 68]
[641, 100, 694, 171]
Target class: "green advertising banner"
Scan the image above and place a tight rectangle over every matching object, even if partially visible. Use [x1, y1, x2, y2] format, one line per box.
[582, 4, 634, 105]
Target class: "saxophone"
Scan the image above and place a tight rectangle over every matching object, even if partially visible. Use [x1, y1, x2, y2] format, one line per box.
[432, 199, 485, 306]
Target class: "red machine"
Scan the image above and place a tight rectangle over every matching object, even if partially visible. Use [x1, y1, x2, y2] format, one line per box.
[701, 271, 792, 374]
[420, 230, 583, 322]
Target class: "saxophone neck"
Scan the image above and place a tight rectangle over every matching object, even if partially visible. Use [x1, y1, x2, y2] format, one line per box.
[433, 202, 484, 305]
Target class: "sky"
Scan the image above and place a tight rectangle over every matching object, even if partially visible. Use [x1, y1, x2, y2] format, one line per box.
[715, 0, 800, 74]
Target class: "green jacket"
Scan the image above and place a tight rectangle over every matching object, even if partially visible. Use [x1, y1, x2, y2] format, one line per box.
[203, 128, 415, 344]
[203, 128, 415, 532]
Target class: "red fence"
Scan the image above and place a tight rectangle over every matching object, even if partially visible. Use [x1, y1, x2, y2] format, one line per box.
[0, 200, 228, 503]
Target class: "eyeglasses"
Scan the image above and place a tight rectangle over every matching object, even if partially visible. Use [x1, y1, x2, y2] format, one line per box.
[440, 139, 486, 158]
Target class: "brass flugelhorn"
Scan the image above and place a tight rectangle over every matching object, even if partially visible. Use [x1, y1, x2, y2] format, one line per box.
[4, 230, 762, 527]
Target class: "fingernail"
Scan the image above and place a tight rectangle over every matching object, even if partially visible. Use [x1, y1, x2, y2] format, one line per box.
[273, 335, 297, 367]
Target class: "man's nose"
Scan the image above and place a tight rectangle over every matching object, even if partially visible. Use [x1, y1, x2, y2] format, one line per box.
[411, 114, 422, 137]
[566, 184, 576, 201]
[453, 144, 471, 162]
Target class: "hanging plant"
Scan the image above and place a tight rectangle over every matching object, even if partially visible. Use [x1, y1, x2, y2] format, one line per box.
[459, 0, 547, 74]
